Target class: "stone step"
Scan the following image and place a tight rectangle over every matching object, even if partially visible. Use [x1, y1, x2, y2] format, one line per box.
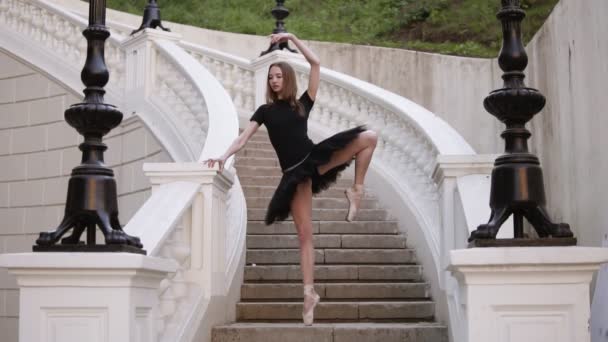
[212, 323, 448, 342]
[241, 283, 430, 300]
[235, 166, 284, 177]
[235, 163, 355, 179]
[244, 265, 423, 282]
[243, 142, 274, 150]
[246, 249, 416, 265]
[247, 221, 400, 235]
[239, 176, 356, 188]
[237, 157, 280, 168]
[243, 186, 366, 199]
[238, 148, 277, 158]
[246, 197, 379, 210]
[236, 301, 435, 321]
[247, 208, 390, 222]
[247, 234, 407, 249]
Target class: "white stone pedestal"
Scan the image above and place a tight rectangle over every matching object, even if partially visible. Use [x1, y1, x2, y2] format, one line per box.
[0, 253, 177, 342]
[449, 247, 608, 342]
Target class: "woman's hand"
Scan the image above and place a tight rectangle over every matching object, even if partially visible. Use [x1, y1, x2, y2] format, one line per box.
[204, 157, 227, 172]
[270, 33, 293, 44]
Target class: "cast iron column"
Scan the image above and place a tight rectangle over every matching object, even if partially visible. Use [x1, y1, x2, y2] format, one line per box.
[468, 0, 576, 247]
[131, 0, 170, 35]
[34, 0, 145, 254]
[260, 0, 297, 55]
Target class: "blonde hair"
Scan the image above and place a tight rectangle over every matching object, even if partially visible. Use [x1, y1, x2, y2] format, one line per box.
[266, 62, 304, 116]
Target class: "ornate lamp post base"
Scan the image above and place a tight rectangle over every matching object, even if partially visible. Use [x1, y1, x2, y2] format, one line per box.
[33, 1, 145, 254]
[468, 0, 575, 247]
[33, 244, 146, 254]
[469, 237, 577, 248]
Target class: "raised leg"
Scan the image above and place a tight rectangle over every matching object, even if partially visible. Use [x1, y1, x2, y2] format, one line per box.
[317, 130, 378, 185]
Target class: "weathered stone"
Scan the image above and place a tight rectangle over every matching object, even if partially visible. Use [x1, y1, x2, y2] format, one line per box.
[221, 132, 446, 342]
[324, 249, 416, 264]
[247, 235, 342, 249]
[357, 301, 435, 320]
[246, 249, 324, 264]
[340, 235, 407, 249]
[319, 221, 399, 234]
[244, 265, 359, 281]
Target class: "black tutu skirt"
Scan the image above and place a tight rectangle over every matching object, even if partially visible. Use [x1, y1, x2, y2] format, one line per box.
[264, 125, 367, 225]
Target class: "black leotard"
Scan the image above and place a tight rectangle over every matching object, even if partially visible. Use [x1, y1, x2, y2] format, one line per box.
[249, 91, 315, 171]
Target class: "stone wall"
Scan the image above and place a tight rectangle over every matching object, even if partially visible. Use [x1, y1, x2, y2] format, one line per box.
[0, 50, 170, 341]
[525, 0, 608, 247]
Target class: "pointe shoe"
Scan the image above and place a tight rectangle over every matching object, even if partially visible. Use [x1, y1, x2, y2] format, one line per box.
[345, 184, 364, 222]
[302, 284, 320, 326]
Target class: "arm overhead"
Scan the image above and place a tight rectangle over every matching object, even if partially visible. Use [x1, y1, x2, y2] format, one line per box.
[270, 33, 320, 100]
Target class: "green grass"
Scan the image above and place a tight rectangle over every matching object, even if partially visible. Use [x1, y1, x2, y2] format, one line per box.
[105, 0, 559, 58]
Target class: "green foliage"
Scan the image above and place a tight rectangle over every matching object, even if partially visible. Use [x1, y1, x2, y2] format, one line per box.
[105, 0, 559, 57]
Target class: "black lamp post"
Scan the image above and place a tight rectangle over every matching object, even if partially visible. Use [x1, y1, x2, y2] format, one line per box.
[131, 0, 170, 35]
[468, 0, 576, 247]
[260, 0, 297, 56]
[34, 0, 145, 254]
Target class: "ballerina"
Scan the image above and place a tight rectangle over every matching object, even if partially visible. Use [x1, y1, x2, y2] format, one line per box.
[205, 32, 377, 325]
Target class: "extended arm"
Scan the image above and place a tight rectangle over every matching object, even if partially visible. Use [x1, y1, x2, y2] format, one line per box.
[205, 121, 260, 171]
[270, 33, 320, 100]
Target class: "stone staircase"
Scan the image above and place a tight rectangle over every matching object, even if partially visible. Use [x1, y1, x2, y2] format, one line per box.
[212, 130, 448, 342]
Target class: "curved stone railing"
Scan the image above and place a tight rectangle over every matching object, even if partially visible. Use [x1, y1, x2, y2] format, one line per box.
[124, 169, 247, 342]
[165, 43, 476, 275]
[167, 46, 478, 341]
[1, 1, 248, 341]
[120, 34, 245, 342]
[171, 45, 473, 276]
[0, 0, 126, 105]
[121, 32, 245, 342]
[183, 42, 256, 115]
[151, 42, 211, 160]
[289, 59, 475, 267]
[6, 2, 488, 340]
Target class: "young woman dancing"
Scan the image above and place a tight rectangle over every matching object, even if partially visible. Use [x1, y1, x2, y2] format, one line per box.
[206, 33, 378, 326]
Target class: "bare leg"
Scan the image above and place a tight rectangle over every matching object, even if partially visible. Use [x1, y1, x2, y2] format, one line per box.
[317, 130, 378, 221]
[290, 178, 320, 324]
[317, 130, 378, 185]
[291, 178, 315, 285]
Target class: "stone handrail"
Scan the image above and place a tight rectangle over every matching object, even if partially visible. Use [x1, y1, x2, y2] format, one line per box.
[162, 43, 476, 258]
[1, 2, 248, 341]
[0, 0, 126, 105]
[288, 58, 475, 265]
[432, 154, 504, 342]
[120, 32, 246, 342]
[169, 47, 480, 342]
[169, 44, 477, 274]
[123, 167, 246, 342]
[183, 42, 256, 115]
[121, 32, 246, 342]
